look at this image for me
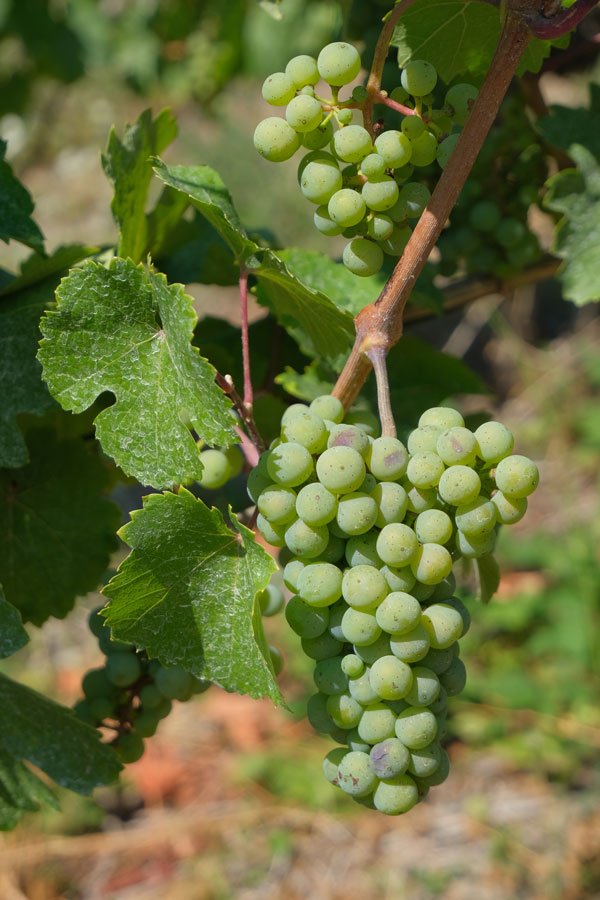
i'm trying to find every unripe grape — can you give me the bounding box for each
[333,125,373,163]
[302,120,334,150]
[281,407,327,453]
[267,442,313,487]
[401,60,438,96]
[436,426,477,466]
[409,130,438,167]
[370,738,410,779]
[437,134,459,170]
[298,562,343,607]
[414,509,453,545]
[317,41,361,86]
[286,95,324,133]
[494,454,539,498]
[262,72,296,106]
[296,482,337,527]
[326,693,363,728]
[105,652,142,688]
[376,523,419,567]
[395,706,438,749]
[406,451,445,489]
[373,774,418,815]
[366,436,408,481]
[367,214,394,241]
[382,224,412,256]
[284,519,330,559]
[369,655,413,700]
[199,449,232,489]
[114,731,145,763]
[257,484,297,525]
[254,117,301,162]
[285,54,320,88]
[371,482,408,527]
[299,154,343,204]
[336,492,378,536]
[361,153,386,179]
[342,564,388,609]
[310,394,344,423]
[419,407,464,430]
[401,116,425,140]
[341,607,381,645]
[374,130,412,169]
[258,583,285,617]
[395,182,431,219]
[389,623,430,664]
[438,465,481,506]
[155,665,195,701]
[328,188,367,227]
[314,205,343,236]
[362,176,399,212]
[285,595,329,638]
[327,424,370,457]
[445,83,478,124]
[343,237,384,276]
[491,491,527,525]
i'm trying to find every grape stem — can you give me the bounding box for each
[368,347,397,438]
[216,372,266,453]
[374,91,416,118]
[239,266,253,409]
[333,5,535,408]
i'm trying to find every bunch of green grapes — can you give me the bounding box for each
[437,96,547,279]
[249,396,539,814]
[198,444,244,490]
[74,609,210,763]
[254,43,477,277]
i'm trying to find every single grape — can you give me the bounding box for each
[302,631,344,661]
[381,565,416,594]
[373,774,418,815]
[405,485,436,514]
[333,125,373,163]
[474,422,514,465]
[342,653,366,678]
[114,731,145,764]
[298,562,343,607]
[414,509,453,545]
[362,176,399,212]
[343,236,384,276]
[286,95,323,133]
[82,667,114,700]
[267,442,313,487]
[254,117,301,162]
[455,528,496,559]
[285,595,329,638]
[317,42,361,87]
[310,394,344,423]
[360,153,386,179]
[381,224,412,256]
[262,72,296,106]
[445,83,478,123]
[389,623,430,664]
[307,692,341,735]
[367,214,394,241]
[258,584,285,617]
[401,115,425,140]
[417,747,450,787]
[300,154,343,204]
[348,667,379,704]
[322,746,347,785]
[407,425,442,454]
[369,738,410,779]
[316,445,366,493]
[314,205,343,236]
[369,655,413,701]
[281,407,328,453]
[406,451,445,489]
[328,188,367,227]
[371,482,408,528]
[411,582,435,603]
[358,703,398,744]
[337,108,354,126]
[401,60,438,97]
[438,465,481,506]
[336,492,378,536]
[420,646,456,675]
[344,531,380,568]
[497,218,527,248]
[342,564,388,609]
[302,119,334,150]
[436,134,459,170]
[327,424,370,457]
[138,683,164,709]
[491,491,527,525]
[199,449,232,489]
[341,607,382,645]
[495,454,539,499]
[439,656,467,696]
[409,130,438,167]
[283,559,304,592]
[285,54,320,88]
[408,741,442,778]
[247,451,272,502]
[411,543,453,586]
[296,482,338,527]
[376,591,421,635]
[436,426,478,466]
[105,652,142,688]
[134,708,163,739]
[337,750,378,796]
[374,130,412,168]
[376,523,419,567]
[313,656,348,695]
[421,603,464,649]
[353,633,392,666]
[455,495,497,538]
[469,200,501,232]
[257,484,297,525]
[284,519,330,559]
[326,692,363,729]
[366,436,408,481]
[419,407,465,430]
[352,84,368,102]
[256,513,286,547]
[395,706,438,749]
[389,85,410,104]
[405,666,441,707]
[395,182,431,219]
[430,572,457,602]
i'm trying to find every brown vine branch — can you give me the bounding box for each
[216,372,266,454]
[239,266,253,409]
[333,7,533,408]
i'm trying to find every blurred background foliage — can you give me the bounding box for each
[1,1,600,897]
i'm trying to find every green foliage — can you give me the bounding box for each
[103,490,283,704]
[0,139,44,252]
[0,746,59,831]
[38,258,235,487]
[539,84,600,161]
[0,588,28,659]
[0,429,120,625]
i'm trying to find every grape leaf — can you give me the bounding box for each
[476,554,501,604]
[102,109,178,263]
[0,282,57,467]
[0,428,120,625]
[0,138,44,252]
[0,587,28,659]
[103,489,283,704]
[539,84,600,161]
[0,673,121,794]
[38,257,235,487]
[391,0,567,85]
[0,747,58,831]
[0,244,97,297]
[156,210,239,287]
[543,146,600,306]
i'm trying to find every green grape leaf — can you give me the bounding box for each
[0,138,44,252]
[0,282,57,467]
[0,244,97,297]
[102,109,178,263]
[156,210,238,287]
[152,159,259,263]
[38,258,235,487]
[391,0,567,85]
[0,588,28,659]
[103,489,283,704]
[476,554,501,604]
[538,84,600,160]
[275,360,335,401]
[140,186,189,260]
[543,146,600,306]
[0,673,121,794]
[0,747,59,831]
[0,428,120,625]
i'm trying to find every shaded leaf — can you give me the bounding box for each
[0,429,120,625]
[0,747,58,831]
[0,138,44,252]
[103,489,282,704]
[539,84,600,161]
[156,210,238,287]
[0,587,28,659]
[0,244,97,297]
[38,258,235,487]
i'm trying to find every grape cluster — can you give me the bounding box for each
[250,397,539,814]
[254,44,477,277]
[75,609,210,763]
[438,97,547,279]
[198,445,244,490]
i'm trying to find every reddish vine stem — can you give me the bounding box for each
[333,8,533,409]
[375,91,416,117]
[368,347,397,438]
[239,266,253,409]
[363,0,419,137]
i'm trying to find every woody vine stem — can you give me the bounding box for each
[331,0,597,414]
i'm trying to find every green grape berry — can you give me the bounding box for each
[286,95,324,133]
[254,117,301,162]
[262,72,296,106]
[328,188,367,227]
[401,60,438,97]
[317,42,361,87]
[285,54,320,88]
